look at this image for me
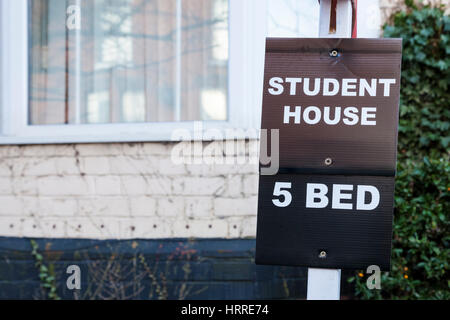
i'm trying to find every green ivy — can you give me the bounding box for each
[385,1,450,158]
[349,1,450,300]
[30,240,60,300]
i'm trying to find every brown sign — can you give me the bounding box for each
[260,38,402,176]
[256,38,402,270]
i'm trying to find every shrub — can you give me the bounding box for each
[349,1,449,299]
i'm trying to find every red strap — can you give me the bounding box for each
[319,0,358,37]
[352,0,358,38]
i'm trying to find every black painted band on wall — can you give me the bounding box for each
[0,237,313,300]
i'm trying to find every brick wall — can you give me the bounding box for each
[0,141,259,239]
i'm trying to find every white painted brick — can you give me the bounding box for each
[79,157,111,175]
[55,157,81,175]
[0,159,13,176]
[10,160,25,177]
[134,157,160,174]
[186,159,257,176]
[247,139,259,157]
[130,196,157,216]
[109,156,157,175]
[108,156,140,175]
[22,197,39,216]
[185,197,213,218]
[241,216,257,238]
[121,176,147,195]
[94,176,122,195]
[22,218,66,238]
[223,139,247,156]
[75,144,123,156]
[202,141,224,158]
[22,145,75,157]
[40,219,66,237]
[171,220,195,238]
[226,217,257,239]
[2,141,267,240]
[158,157,186,175]
[21,218,45,238]
[147,218,173,238]
[173,219,228,238]
[66,217,121,239]
[0,177,12,195]
[121,143,143,156]
[214,197,258,217]
[123,142,170,156]
[12,177,38,195]
[0,196,23,215]
[140,143,170,156]
[172,177,225,196]
[157,198,184,217]
[170,141,205,159]
[236,162,258,174]
[243,174,259,195]
[38,176,95,196]
[121,176,172,196]
[119,218,172,239]
[0,217,23,237]
[78,197,129,217]
[0,146,21,158]
[184,162,211,176]
[224,175,242,198]
[20,158,57,176]
[184,160,218,176]
[38,198,78,216]
[227,218,242,238]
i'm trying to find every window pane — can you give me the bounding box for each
[29,0,229,125]
[180,0,228,121]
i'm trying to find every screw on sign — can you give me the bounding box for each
[255,0,402,300]
[330,49,339,57]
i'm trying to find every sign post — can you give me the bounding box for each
[255,0,402,300]
[308,0,354,301]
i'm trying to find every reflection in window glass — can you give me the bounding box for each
[29,0,229,125]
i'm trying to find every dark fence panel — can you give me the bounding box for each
[0,237,314,300]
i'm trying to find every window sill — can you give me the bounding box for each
[0,121,261,145]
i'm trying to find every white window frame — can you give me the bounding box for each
[0,0,266,144]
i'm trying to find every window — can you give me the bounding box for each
[1,0,323,144]
[30,0,229,125]
[0,0,265,144]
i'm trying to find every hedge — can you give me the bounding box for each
[349,0,449,299]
